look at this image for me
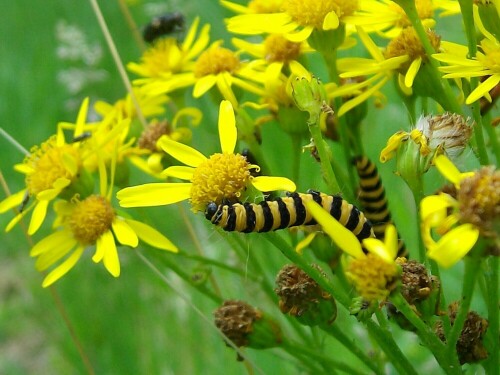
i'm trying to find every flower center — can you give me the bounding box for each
[282,0,358,28]
[385,27,441,69]
[477,39,500,73]
[346,253,399,302]
[25,136,81,195]
[248,0,284,13]
[136,38,181,77]
[190,153,252,211]
[194,45,240,78]
[69,195,115,245]
[458,166,500,237]
[264,34,302,63]
[138,121,169,151]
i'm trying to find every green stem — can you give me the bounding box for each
[154,251,223,304]
[484,118,500,165]
[290,134,303,184]
[365,319,419,375]
[390,293,461,374]
[322,51,357,201]
[457,0,477,56]
[282,340,365,375]
[408,175,426,263]
[470,95,490,165]
[307,116,341,193]
[446,244,483,359]
[320,323,384,375]
[485,256,499,375]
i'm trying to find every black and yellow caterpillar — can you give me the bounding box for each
[353,156,407,257]
[205,190,374,241]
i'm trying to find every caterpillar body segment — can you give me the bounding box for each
[205,190,374,241]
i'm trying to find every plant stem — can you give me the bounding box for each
[282,340,366,375]
[485,256,499,375]
[365,319,419,375]
[320,323,385,375]
[445,246,483,361]
[391,293,461,374]
[307,115,341,193]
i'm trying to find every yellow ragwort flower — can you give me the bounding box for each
[306,200,400,302]
[0,98,95,235]
[117,100,296,212]
[419,155,499,268]
[30,154,177,287]
[226,0,361,42]
[433,6,500,104]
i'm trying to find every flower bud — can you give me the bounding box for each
[275,264,337,326]
[214,300,282,352]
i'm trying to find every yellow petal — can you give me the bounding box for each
[157,137,206,167]
[218,100,237,154]
[42,246,85,288]
[322,11,339,30]
[5,210,28,232]
[62,152,79,176]
[305,200,364,259]
[117,183,192,207]
[404,57,421,88]
[0,189,27,213]
[434,154,462,187]
[295,232,316,255]
[193,74,217,97]
[97,230,120,277]
[75,97,90,135]
[285,26,314,43]
[362,238,394,263]
[112,218,139,247]
[35,237,76,271]
[161,166,195,180]
[427,224,479,268]
[31,229,75,256]
[251,176,296,193]
[420,194,455,225]
[466,75,500,104]
[126,219,179,252]
[28,200,49,235]
[379,131,409,163]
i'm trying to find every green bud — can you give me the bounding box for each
[291,76,328,120]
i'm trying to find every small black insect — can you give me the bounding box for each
[71,131,92,143]
[142,12,185,44]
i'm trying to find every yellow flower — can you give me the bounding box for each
[343,0,437,38]
[231,34,312,81]
[30,149,177,288]
[433,8,500,104]
[338,25,441,100]
[336,27,409,115]
[128,17,210,79]
[221,0,284,15]
[226,0,361,42]
[419,155,499,268]
[138,40,266,108]
[94,86,169,124]
[0,98,94,235]
[306,200,399,302]
[128,107,203,177]
[117,100,296,212]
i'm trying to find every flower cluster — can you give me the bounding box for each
[1,1,499,373]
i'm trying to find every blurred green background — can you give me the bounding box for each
[0,1,488,374]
